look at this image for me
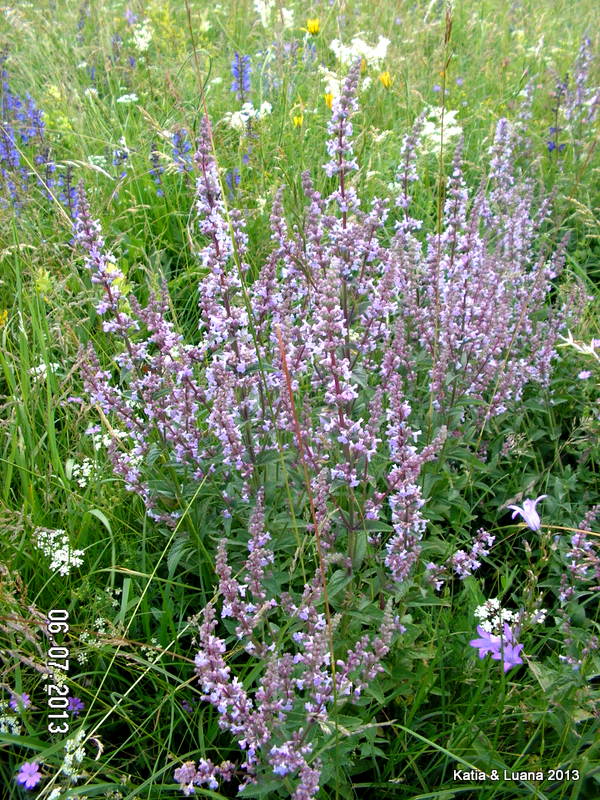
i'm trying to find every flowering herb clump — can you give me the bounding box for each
[72,61,583,798]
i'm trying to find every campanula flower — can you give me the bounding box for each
[507,495,547,531]
[67,696,85,716]
[9,692,31,711]
[469,623,524,672]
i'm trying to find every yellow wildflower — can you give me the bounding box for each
[0,309,8,328]
[360,57,367,73]
[378,71,393,89]
[34,268,53,298]
[306,18,320,35]
[324,93,334,109]
[293,114,304,127]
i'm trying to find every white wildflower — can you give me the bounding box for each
[116,93,138,104]
[330,34,390,69]
[419,107,462,153]
[319,66,342,101]
[223,101,272,131]
[70,457,94,488]
[253,0,274,27]
[131,18,153,52]
[61,729,87,781]
[0,714,22,735]
[280,7,294,28]
[34,528,84,576]
[88,154,108,168]
[95,617,107,634]
[29,361,59,382]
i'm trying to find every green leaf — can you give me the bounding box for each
[86,507,113,535]
[327,569,353,600]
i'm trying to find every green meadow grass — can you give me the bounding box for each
[1,1,599,798]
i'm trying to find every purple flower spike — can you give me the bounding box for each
[469,624,524,672]
[507,495,547,531]
[16,762,42,789]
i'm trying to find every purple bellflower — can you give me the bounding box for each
[469,624,524,672]
[9,692,31,711]
[507,495,547,531]
[67,696,85,716]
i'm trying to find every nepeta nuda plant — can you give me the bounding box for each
[390,116,579,423]
[74,60,580,797]
[563,36,599,127]
[176,491,402,798]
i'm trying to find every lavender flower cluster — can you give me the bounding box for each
[176,491,402,797]
[547,36,600,153]
[392,117,581,420]
[73,62,582,796]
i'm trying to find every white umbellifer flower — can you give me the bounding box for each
[34,528,84,576]
[116,93,138,104]
[70,457,94,488]
[330,34,391,69]
[499,608,515,622]
[419,107,463,153]
[61,730,87,781]
[84,87,98,98]
[474,598,525,634]
[280,7,294,28]
[253,0,274,27]
[223,101,273,131]
[0,714,22,735]
[131,18,153,52]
